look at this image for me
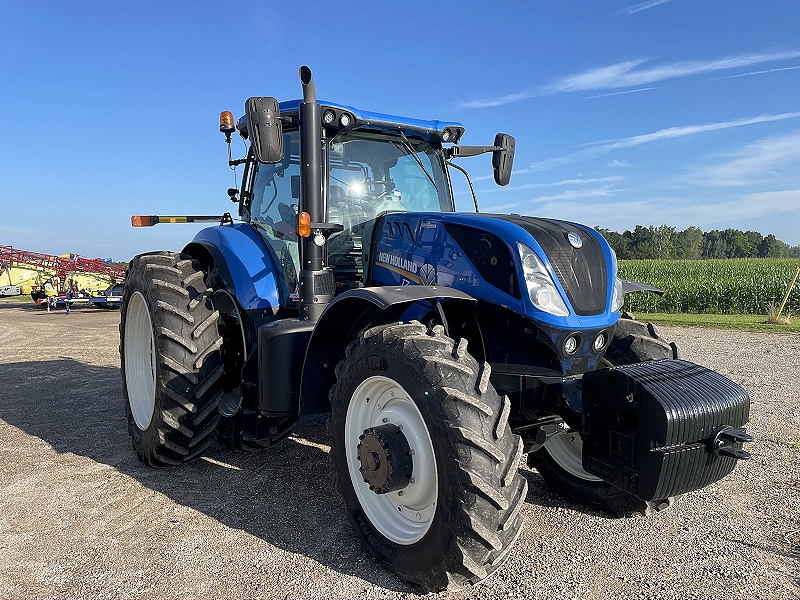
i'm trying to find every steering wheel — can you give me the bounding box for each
[360,180,393,200]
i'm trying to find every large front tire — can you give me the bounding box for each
[329,322,527,592]
[528,315,679,517]
[120,252,223,466]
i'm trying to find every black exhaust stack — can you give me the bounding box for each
[297,66,337,321]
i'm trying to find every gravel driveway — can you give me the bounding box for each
[0,303,798,599]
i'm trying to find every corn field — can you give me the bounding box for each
[619,258,800,314]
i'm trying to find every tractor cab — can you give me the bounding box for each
[237,101,463,303]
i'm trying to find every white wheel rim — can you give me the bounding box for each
[545,431,602,482]
[345,376,438,545]
[125,291,157,431]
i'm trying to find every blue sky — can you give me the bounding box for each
[1,1,799,261]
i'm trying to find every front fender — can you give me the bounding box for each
[299,286,476,414]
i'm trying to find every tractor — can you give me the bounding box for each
[119,66,752,592]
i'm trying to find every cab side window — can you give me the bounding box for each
[249,131,301,303]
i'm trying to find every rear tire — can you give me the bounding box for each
[120,252,223,466]
[329,321,527,592]
[528,314,678,517]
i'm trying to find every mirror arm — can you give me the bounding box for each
[445,145,500,159]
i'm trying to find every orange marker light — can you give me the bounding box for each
[297,212,311,237]
[219,111,235,133]
[131,216,155,227]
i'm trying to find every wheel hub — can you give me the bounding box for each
[357,424,413,494]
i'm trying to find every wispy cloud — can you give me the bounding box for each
[481,202,522,211]
[544,51,800,93]
[608,159,630,168]
[459,50,800,108]
[482,184,624,212]
[523,189,800,237]
[618,0,674,17]
[477,176,624,194]
[715,65,800,80]
[586,87,657,99]
[530,185,624,204]
[690,130,800,186]
[460,91,540,109]
[526,112,800,172]
[598,113,800,149]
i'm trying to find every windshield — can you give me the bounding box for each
[327,131,452,230]
[247,130,453,302]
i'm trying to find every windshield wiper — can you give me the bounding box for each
[393,133,438,192]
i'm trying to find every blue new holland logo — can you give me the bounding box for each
[419,263,437,286]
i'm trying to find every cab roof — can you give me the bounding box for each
[237,100,465,144]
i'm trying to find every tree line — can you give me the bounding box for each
[595,225,800,260]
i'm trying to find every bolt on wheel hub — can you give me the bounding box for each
[357,424,413,494]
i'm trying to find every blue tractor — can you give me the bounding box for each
[120,67,751,592]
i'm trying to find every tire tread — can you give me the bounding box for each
[120,251,223,467]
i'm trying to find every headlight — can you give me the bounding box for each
[608,246,624,312]
[517,242,570,317]
[611,277,624,312]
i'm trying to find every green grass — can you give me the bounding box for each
[634,312,800,332]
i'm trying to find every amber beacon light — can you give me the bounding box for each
[220,111,235,133]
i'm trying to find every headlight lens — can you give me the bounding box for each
[517,242,570,317]
[611,277,624,312]
[609,246,624,313]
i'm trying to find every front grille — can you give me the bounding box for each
[496,216,607,316]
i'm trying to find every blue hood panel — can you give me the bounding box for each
[371,212,619,331]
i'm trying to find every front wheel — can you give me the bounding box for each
[528,315,679,517]
[329,321,527,592]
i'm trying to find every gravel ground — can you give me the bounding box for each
[0,302,798,599]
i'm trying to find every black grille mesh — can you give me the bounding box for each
[497,216,607,316]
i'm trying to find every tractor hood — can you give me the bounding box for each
[491,215,608,317]
[369,212,618,331]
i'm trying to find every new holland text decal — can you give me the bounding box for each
[376,252,438,285]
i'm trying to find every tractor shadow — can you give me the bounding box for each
[0,358,412,593]
[0,357,606,593]
[517,468,612,518]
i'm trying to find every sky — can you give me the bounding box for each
[1,0,799,262]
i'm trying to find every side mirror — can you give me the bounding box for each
[492,133,515,186]
[245,97,283,164]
